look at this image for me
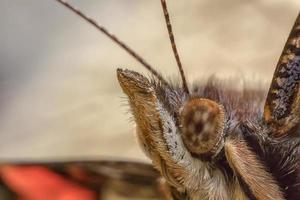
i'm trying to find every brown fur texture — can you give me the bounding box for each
[225,136,285,200]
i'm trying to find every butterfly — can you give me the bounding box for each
[0,0,300,199]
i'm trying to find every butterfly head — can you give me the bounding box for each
[117,68,226,160]
[117,68,232,194]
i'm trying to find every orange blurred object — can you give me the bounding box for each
[0,166,97,200]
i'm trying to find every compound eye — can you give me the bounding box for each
[180,98,225,157]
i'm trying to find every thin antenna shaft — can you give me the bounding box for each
[55,0,169,86]
[160,0,189,94]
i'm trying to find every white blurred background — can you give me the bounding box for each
[0,0,299,161]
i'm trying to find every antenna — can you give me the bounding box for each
[54,0,169,87]
[160,0,189,94]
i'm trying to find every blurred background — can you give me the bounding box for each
[0,0,299,162]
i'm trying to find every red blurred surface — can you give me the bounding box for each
[0,166,97,200]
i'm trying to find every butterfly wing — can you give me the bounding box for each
[264,12,300,137]
[0,160,165,200]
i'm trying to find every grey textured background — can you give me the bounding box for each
[0,0,299,162]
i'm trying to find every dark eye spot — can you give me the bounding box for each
[195,123,204,134]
